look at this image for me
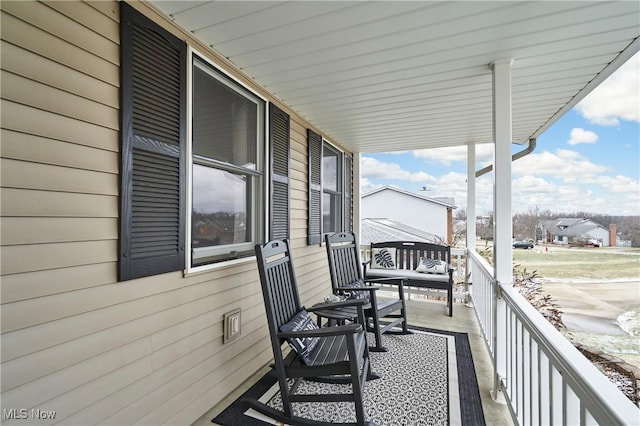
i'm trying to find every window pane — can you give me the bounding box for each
[193,63,258,169]
[322,148,339,192]
[192,164,251,249]
[323,192,342,233]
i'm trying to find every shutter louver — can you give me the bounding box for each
[344,154,353,232]
[307,129,322,245]
[131,149,181,258]
[270,104,290,240]
[119,3,186,281]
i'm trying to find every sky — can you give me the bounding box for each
[361,52,640,216]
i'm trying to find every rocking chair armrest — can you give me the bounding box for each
[277,322,362,339]
[335,285,380,293]
[365,276,408,283]
[308,298,366,311]
[365,276,407,288]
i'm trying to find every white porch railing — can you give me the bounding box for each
[467,248,640,426]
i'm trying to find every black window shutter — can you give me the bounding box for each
[119,3,186,281]
[307,129,322,245]
[344,154,353,232]
[269,104,290,241]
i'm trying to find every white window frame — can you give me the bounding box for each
[321,139,345,237]
[186,48,269,274]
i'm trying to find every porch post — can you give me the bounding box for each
[353,152,361,241]
[465,143,476,306]
[466,142,476,252]
[491,59,513,402]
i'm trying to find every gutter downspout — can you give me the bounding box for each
[475,138,536,177]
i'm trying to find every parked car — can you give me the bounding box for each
[513,240,534,249]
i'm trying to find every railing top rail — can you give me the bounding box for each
[467,248,493,273]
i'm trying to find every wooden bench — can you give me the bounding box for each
[363,241,454,316]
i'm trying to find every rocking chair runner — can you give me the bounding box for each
[325,232,411,352]
[244,239,377,426]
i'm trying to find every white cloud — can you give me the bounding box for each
[513,149,608,179]
[360,149,639,215]
[567,128,598,145]
[360,156,436,184]
[574,52,640,126]
[412,144,494,166]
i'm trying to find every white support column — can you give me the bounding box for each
[466,142,477,307]
[353,152,361,243]
[491,59,513,286]
[466,142,476,252]
[491,59,513,404]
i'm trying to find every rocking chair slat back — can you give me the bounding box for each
[256,241,301,335]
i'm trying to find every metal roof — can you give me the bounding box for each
[151,1,640,153]
[363,185,456,208]
[361,218,442,245]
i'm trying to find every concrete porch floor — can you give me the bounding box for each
[194,297,514,426]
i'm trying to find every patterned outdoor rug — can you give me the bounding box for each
[213,326,485,425]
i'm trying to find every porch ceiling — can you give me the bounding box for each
[150,1,640,153]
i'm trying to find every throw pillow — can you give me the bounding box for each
[370,247,396,269]
[279,310,319,365]
[416,257,447,274]
[342,278,370,301]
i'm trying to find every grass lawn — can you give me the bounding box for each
[511,246,640,280]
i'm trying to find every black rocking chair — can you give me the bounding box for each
[244,239,377,426]
[325,232,411,352]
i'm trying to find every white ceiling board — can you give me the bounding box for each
[150,0,640,152]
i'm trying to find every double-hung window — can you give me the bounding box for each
[190,57,265,267]
[119,3,289,280]
[322,143,343,234]
[307,129,353,245]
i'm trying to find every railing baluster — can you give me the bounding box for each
[466,248,639,426]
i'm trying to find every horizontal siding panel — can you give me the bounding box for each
[1,217,117,246]
[38,357,152,426]
[1,129,119,173]
[290,148,306,166]
[1,271,257,359]
[65,329,268,425]
[1,0,118,64]
[164,350,271,425]
[1,188,117,218]
[149,303,264,371]
[289,168,306,184]
[42,0,119,43]
[149,289,262,351]
[1,100,118,151]
[115,327,270,425]
[1,263,116,303]
[1,71,118,130]
[1,240,116,276]
[0,338,153,415]
[1,158,118,195]
[85,1,119,23]
[2,306,184,391]
[0,11,118,86]
[1,41,118,108]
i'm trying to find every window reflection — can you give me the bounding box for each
[192,165,249,249]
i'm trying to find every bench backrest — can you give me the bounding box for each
[370,241,451,270]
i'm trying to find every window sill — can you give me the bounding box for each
[184,256,256,277]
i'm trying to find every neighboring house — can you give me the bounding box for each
[540,218,613,247]
[361,186,456,245]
